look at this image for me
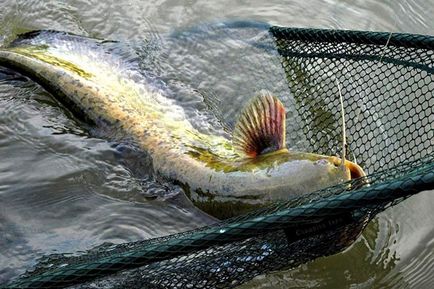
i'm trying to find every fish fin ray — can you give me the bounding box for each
[232,91,286,158]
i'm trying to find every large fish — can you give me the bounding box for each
[0,30,365,218]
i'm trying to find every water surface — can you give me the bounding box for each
[0,0,433,288]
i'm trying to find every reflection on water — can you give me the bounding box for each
[1,0,434,287]
[0,76,216,281]
[240,190,434,289]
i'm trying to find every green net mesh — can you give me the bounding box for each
[3,26,434,289]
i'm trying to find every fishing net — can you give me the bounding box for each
[3,26,434,289]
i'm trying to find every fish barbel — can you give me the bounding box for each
[0,30,365,218]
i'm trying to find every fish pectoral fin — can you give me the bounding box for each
[232,91,286,158]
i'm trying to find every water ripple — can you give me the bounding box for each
[1,0,434,287]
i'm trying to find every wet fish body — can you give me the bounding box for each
[0,30,365,218]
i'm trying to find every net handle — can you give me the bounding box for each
[5,163,434,289]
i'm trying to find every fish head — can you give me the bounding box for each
[250,148,365,181]
[190,148,367,219]
[230,92,366,197]
[183,92,368,219]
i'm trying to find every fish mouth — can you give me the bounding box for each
[330,157,366,180]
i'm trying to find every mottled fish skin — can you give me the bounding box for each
[0,31,363,218]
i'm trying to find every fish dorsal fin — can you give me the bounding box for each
[233,92,286,158]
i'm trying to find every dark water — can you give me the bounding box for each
[1,0,434,288]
